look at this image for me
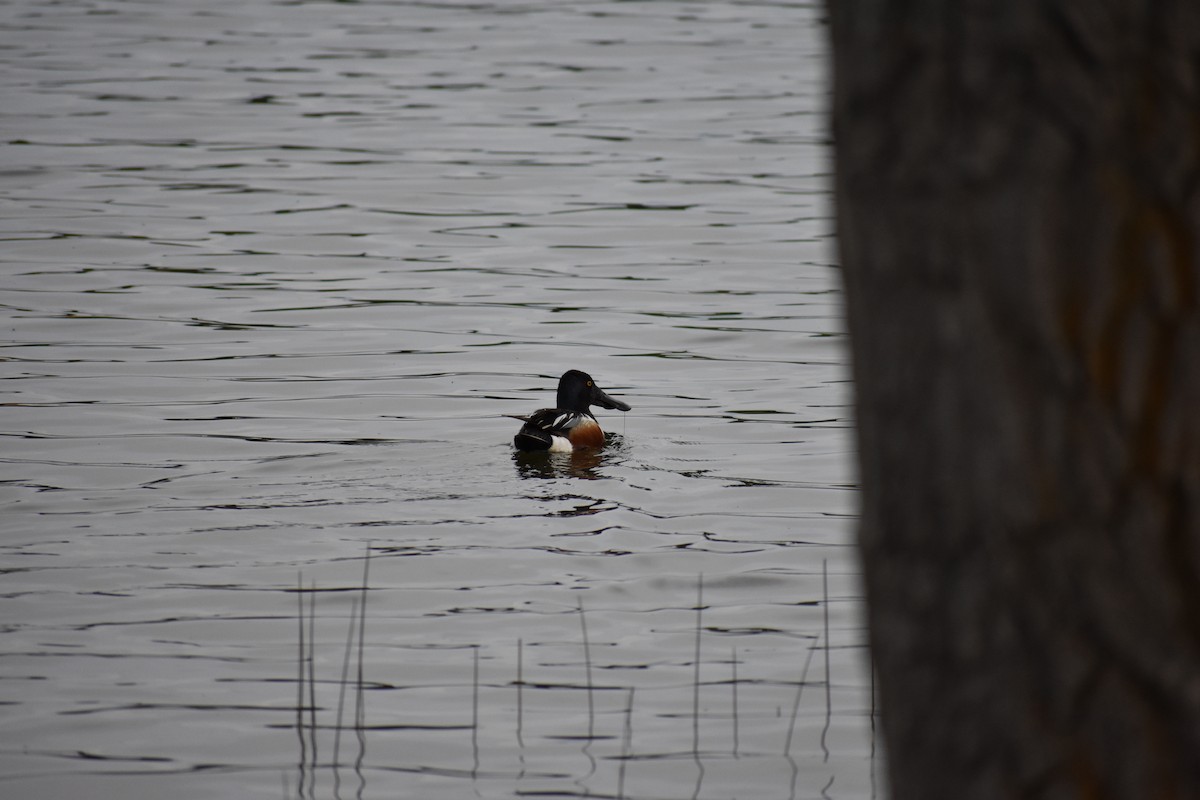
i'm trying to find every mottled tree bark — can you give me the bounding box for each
[830,2,1200,798]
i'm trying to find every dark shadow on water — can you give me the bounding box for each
[511,434,626,480]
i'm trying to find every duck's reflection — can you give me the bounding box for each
[512,435,625,480]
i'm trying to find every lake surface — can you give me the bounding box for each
[0,1,873,798]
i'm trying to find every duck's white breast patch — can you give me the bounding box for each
[548,435,574,453]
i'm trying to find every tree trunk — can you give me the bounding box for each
[830,2,1200,798]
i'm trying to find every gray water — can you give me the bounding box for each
[1,1,872,798]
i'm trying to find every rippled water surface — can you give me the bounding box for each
[1,1,870,798]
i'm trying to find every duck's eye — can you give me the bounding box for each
[586,381,593,386]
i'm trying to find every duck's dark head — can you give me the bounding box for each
[556,370,631,414]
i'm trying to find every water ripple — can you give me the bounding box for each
[0,1,864,798]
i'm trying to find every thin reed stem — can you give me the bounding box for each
[618,687,635,800]
[731,646,739,758]
[472,645,481,774]
[577,596,595,740]
[307,583,318,786]
[354,544,371,771]
[692,573,703,757]
[332,595,359,798]
[784,634,820,756]
[295,574,307,795]
[821,559,831,761]
[516,638,525,749]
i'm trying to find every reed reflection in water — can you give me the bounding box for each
[285,549,872,800]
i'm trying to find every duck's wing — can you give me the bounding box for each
[513,408,584,451]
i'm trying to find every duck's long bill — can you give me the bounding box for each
[592,385,631,412]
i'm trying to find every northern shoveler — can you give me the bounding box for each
[512,370,631,452]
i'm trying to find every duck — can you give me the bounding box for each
[512,370,631,452]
